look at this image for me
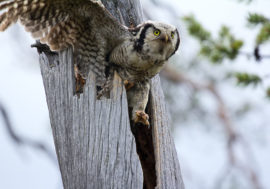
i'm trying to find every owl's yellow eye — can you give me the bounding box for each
[171,32,175,39]
[153,29,161,36]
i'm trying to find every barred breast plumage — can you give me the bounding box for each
[0,0,180,126]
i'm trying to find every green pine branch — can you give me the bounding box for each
[234,72,261,86]
[247,13,270,45]
[248,13,269,26]
[183,15,243,63]
[183,16,211,41]
[256,23,270,45]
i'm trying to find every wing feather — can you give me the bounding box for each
[0,0,128,50]
[0,0,129,83]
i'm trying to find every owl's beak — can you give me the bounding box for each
[165,35,169,42]
[159,34,170,43]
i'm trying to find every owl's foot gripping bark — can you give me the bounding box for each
[127,80,150,127]
[134,111,150,126]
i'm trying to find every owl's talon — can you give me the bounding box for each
[134,111,150,126]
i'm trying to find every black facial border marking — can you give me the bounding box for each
[169,29,180,58]
[133,23,154,52]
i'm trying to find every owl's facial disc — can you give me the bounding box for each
[152,28,171,43]
[133,21,179,60]
[149,28,177,59]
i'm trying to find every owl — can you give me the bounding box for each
[0,0,180,126]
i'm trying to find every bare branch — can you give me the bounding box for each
[0,102,57,165]
[161,66,262,189]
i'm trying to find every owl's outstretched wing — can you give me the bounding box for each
[0,0,129,83]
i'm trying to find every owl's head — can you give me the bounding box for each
[132,21,180,60]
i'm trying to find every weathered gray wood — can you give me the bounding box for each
[38,0,184,188]
[40,49,143,189]
[150,76,185,189]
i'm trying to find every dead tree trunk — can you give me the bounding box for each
[38,0,184,188]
